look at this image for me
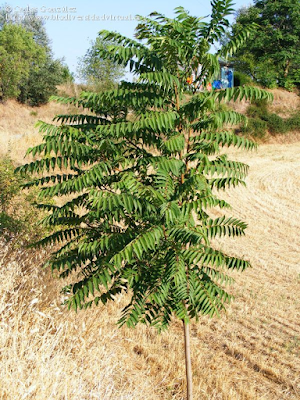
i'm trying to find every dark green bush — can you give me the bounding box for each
[234,71,253,87]
[241,117,268,138]
[263,113,287,134]
[288,114,300,130]
[18,58,66,106]
[241,100,300,137]
[247,101,268,119]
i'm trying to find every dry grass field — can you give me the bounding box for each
[0,84,79,164]
[229,88,300,118]
[0,95,299,399]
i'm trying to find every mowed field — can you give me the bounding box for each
[0,139,299,400]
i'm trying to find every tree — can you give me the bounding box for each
[20,9,51,49]
[18,57,72,106]
[229,0,300,89]
[17,1,271,398]
[77,37,125,91]
[16,7,73,104]
[0,23,45,101]
[0,4,50,48]
[0,4,72,105]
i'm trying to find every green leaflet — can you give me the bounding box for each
[162,133,185,154]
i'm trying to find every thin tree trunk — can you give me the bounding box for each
[284,60,290,78]
[183,319,193,400]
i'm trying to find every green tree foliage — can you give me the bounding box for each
[20,12,50,48]
[16,8,74,104]
[18,57,73,106]
[0,4,73,105]
[77,37,125,91]
[0,23,45,101]
[18,1,271,397]
[229,0,300,89]
[0,4,50,48]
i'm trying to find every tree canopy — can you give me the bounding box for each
[0,23,45,101]
[77,37,125,91]
[229,0,300,88]
[0,4,73,105]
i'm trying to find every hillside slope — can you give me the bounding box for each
[229,88,300,117]
[0,98,76,164]
[0,88,299,164]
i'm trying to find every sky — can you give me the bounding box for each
[3,0,253,78]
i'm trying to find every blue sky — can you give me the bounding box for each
[4,0,253,76]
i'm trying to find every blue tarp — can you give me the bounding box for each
[213,67,234,89]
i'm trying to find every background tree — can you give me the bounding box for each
[77,37,125,91]
[0,4,73,105]
[229,0,300,89]
[0,4,50,48]
[17,1,271,398]
[0,23,45,101]
[18,57,73,106]
[16,7,74,105]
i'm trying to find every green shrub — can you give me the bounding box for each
[234,71,252,87]
[241,100,300,137]
[0,157,22,213]
[288,114,300,130]
[241,117,268,139]
[18,58,66,106]
[251,99,269,110]
[0,157,48,243]
[246,105,262,119]
[263,113,287,134]
[283,80,296,92]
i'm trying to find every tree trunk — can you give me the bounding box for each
[183,319,193,400]
[284,60,290,77]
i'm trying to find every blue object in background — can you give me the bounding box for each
[220,66,234,88]
[212,80,222,89]
[227,69,233,88]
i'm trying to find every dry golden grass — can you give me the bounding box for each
[229,88,300,117]
[0,98,78,164]
[1,140,299,399]
[267,89,300,117]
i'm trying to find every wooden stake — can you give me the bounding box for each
[183,319,193,399]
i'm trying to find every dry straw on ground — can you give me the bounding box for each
[0,86,79,164]
[229,88,300,117]
[0,94,299,399]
